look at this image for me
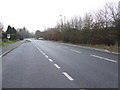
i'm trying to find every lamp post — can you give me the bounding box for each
[59,15,66,32]
[59,15,66,25]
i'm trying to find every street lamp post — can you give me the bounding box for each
[59,15,66,32]
[59,15,66,25]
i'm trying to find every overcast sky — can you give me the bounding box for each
[0,0,119,32]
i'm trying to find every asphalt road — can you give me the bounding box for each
[2,39,118,88]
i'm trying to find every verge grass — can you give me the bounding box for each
[1,40,20,46]
[47,40,119,53]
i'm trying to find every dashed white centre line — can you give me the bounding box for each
[43,53,45,55]
[48,59,53,62]
[54,64,61,69]
[45,55,48,58]
[38,48,41,51]
[90,54,117,63]
[34,44,42,52]
[63,72,74,81]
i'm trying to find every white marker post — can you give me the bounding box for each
[7,34,10,41]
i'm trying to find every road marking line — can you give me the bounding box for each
[43,53,45,55]
[70,49,81,53]
[48,59,53,62]
[74,50,81,53]
[38,48,41,51]
[45,55,48,58]
[34,44,52,60]
[34,44,42,52]
[1,43,24,58]
[0,55,2,58]
[63,72,74,81]
[64,47,68,49]
[54,64,61,69]
[90,54,117,63]
[59,42,120,55]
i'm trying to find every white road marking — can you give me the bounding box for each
[104,50,110,52]
[48,59,53,62]
[90,54,117,63]
[34,44,42,52]
[34,44,48,58]
[43,53,45,55]
[34,44,54,64]
[60,42,120,55]
[0,55,2,58]
[34,45,38,49]
[45,55,48,58]
[54,64,61,69]
[38,48,41,51]
[70,49,81,53]
[63,72,74,81]
[64,47,68,49]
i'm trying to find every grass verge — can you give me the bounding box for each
[25,40,31,42]
[76,44,119,53]
[1,40,20,46]
[47,40,119,53]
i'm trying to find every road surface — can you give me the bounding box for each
[2,39,118,88]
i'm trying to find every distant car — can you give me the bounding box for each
[38,38,43,40]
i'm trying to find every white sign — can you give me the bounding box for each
[7,34,10,39]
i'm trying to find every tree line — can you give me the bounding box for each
[42,3,120,46]
[1,25,33,41]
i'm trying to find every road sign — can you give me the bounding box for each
[7,34,10,39]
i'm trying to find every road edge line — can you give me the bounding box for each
[0,41,25,58]
[63,43,120,55]
[47,40,120,55]
[0,46,18,58]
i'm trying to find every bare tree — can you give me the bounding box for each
[83,13,93,29]
[0,22,3,39]
[0,22,3,30]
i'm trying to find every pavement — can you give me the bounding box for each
[2,39,118,88]
[1,40,25,55]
